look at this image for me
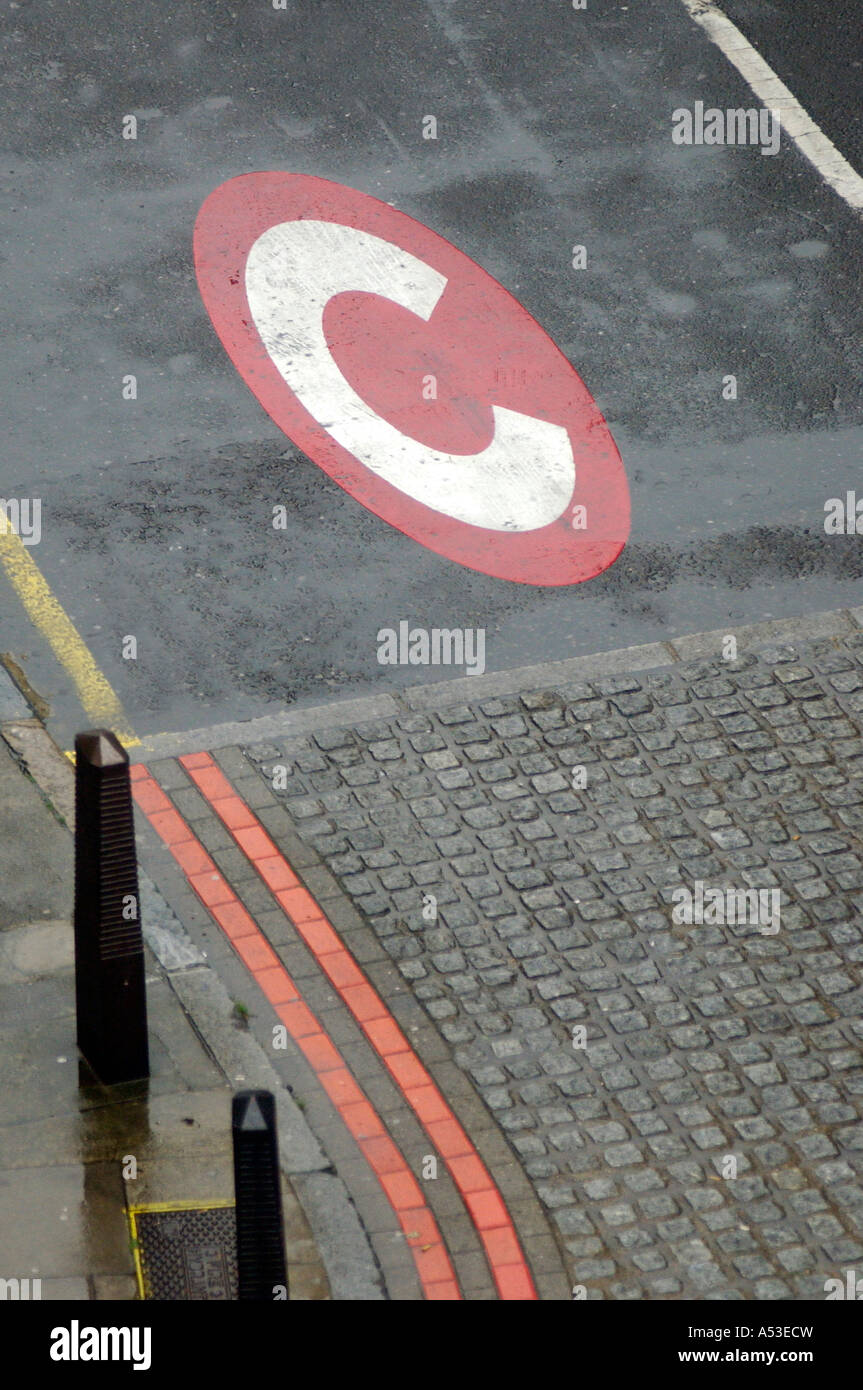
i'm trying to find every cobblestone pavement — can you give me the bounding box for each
[238,633,863,1299]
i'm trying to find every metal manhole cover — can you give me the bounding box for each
[131,1204,237,1300]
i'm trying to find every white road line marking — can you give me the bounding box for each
[245,220,575,532]
[679,0,863,213]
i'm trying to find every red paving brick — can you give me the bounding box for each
[275,886,323,924]
[379,1169,426,1212]
[276,1000,320,1039]
[423,1118,475,1160]
[294,917,343,956]
[213,796,258,831]
[358,1135,405,1173]
[362,1017,411,1057]
[234,934,281,973]
[256,856,301,892]
[447,1154,493,1194]
[177,752,210,771]
[339,983,390,1022]
[412,1242,458,1285]
[147,808,193,846]
[254,966,301,1006]
[233,825,277,860]
[188,871,235,909]
[494,1265,537,1301]
[139,759,539,1300]
[481,1225,524,1267]
[299,1032,344,1074]
[402,1085,451,1125]
[133,766,462,1300]
[171,838,217,878]
[178,760,235,801]
[130,779,172,815]
[426,1281,461,1300]
[191,754,539,1299]
[317,1067,367,1110]
[384,1051,434,1092]
[464,1189,510,1232]
[399,1209,439,1246]
[211,900,258,941]
[319,951,366,991]
[339,1101,385,1142]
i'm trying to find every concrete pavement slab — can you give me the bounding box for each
[0,734,335,1300]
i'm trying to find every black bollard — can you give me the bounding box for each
[73,729,149,1085]
[232,1090,288,1301]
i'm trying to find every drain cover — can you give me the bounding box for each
[131,1204,237,1300]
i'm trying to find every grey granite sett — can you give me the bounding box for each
[239,625,863,1301]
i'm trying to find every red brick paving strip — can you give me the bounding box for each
[178,751,538,1301]
[130,763,460,1300]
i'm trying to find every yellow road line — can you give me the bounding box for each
[0,520,140,748]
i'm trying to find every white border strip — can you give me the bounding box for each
[679,0,863,212]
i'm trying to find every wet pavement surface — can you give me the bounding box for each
[2,0,862,1308]
[1,0,862,747]
[0,733,330,1300]
[227,628,863,1298]
[721,0,863,175]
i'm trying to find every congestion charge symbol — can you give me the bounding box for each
[194,172,630,585]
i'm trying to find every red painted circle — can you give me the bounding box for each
[193,172,629,586]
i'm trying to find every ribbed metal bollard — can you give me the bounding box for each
[232,1090,288,1301]
[74,729,149,1085]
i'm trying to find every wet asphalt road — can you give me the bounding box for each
[1,0,862,747]
[721,0,863,175]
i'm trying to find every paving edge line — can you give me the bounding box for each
[0,719,384,1302]
[6,602,861,1295]
[177,751,538,1300]
[679,0,863,214]
[132,763,462,1300]
[135,607,863,758]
